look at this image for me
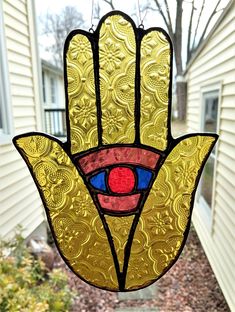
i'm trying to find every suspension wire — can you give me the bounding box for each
[89,0,95,32]
[136,0,145,28]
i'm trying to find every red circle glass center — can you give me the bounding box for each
[108,167,135,194]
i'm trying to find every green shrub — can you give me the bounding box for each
[0,229,74,312]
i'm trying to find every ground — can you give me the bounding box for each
[55,227,230,312]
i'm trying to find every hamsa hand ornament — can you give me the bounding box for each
[13,11,218,291]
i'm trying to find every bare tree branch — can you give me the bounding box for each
[42,6,84,67]
[163,0,173,35]
[197,0,222,48]
[187,0,195,62]
[191,0,205,50]
[103,0,115,10]
[153,0,173,38]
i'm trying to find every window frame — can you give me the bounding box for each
[198,83,221,227]
[0,3,13,145]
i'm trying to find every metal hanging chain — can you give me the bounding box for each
[89,0,95,32]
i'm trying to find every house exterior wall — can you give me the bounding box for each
[0,0,45,239]
[185,3,235,310]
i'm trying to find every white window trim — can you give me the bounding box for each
[0,2,13,145]
[197,82,221,231]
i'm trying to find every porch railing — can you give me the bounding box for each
[44,108,66,137]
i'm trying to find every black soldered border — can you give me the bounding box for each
[12,10,218,292]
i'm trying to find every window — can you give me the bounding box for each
[42,71,46,103]
[200,90,219,208]
[0,3,12,142]
[50,77,56,104]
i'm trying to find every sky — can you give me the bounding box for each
[35,0,230,67]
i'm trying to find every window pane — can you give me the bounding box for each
[42,71,46,103]
[204,97,218,132]
[201,156,215,208]
[50,77,56,103]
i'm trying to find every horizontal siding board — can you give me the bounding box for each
[7,51,32,68]
[188,69,235,90]
[5,25,30,47]
[4,0,27,15]
[216,174,234,197]
[3,2,28,26]
[1,182,39,214]
[0,168,30,192]
[0,144,15,155]
[212,232,234,293]
[8,60,32,77]
[0,149,20,167]
[215,181,235,213]
[11,95,34,106]
[220,107,235,121]
[21,213,45,238]
[193,15,235,61]
[15,125,37,133]
[0,158,26,178]
[217,151,235,172]
[190,31,235,72]
[220,119,235,134]
[219,132,235,148]
[189,54,235,82]
[0,196,42,228]
[4,0,27,16]
[212,230,234,283]
[13,106,35,117]
[14,116,36,129]
[217,163,235,186]
[1,200,43,238]
[220,94,235,108]
[11,85,34,97]
[3,13,28,36]
[214,199,235,238]
[1,200,43,230]
[222,82,235,96]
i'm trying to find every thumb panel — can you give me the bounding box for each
[125,134,218,289]
[13,133,118,290]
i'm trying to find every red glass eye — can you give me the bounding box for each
[76,146,161,215]
[108,167,135,194]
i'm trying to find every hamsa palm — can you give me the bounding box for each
[13,11,217,291]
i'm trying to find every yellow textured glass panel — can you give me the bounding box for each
[13,11,218,292]
[140,31,171,151]
[99,15,136,144]
[105,215,135,272]
[125,135,216,289]
[14,135,118,290]
[66,34,98,154]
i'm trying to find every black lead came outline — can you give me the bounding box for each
[12,10,218,292]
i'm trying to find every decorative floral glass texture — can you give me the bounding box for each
[13,11,218,291]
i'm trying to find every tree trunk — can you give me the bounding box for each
[176,79,187,121]
[174,0,186,121]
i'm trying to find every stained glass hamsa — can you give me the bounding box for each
[13,11,218,291]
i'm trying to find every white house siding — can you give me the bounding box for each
[185,3,235,310]
[0,0,45,239]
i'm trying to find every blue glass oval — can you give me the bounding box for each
[89,171,107,191]
[136,167,153,190]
